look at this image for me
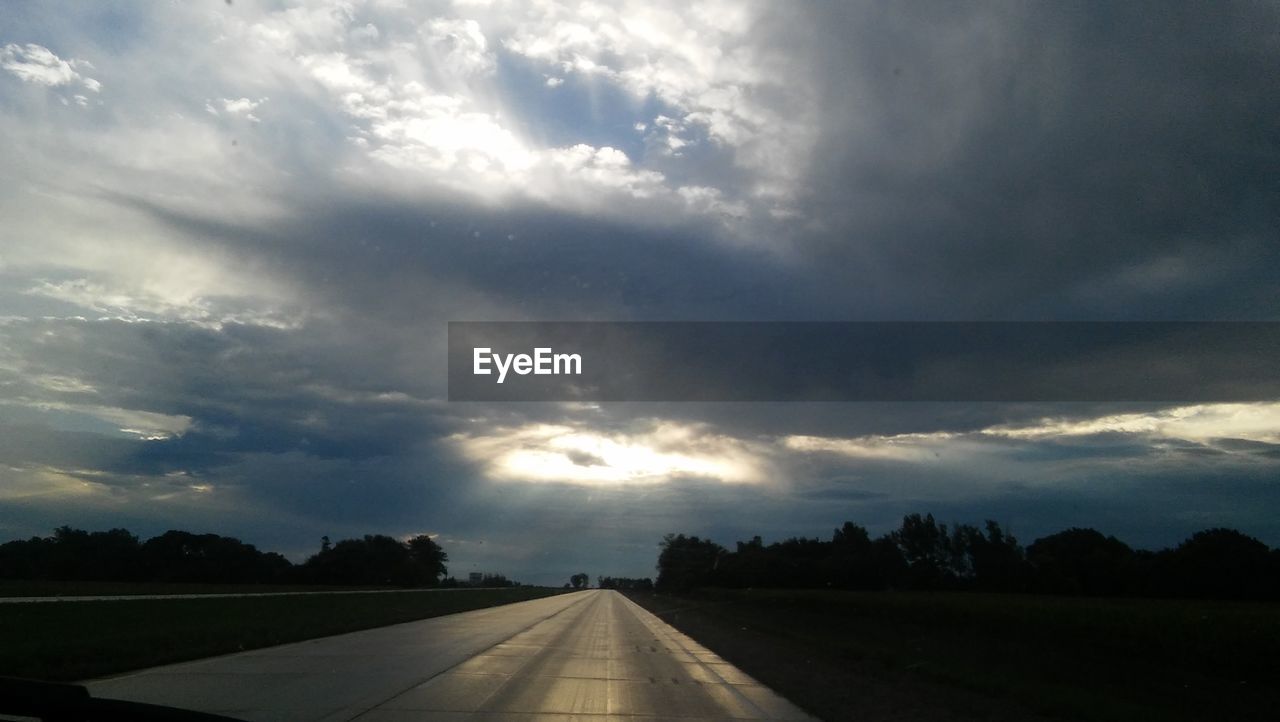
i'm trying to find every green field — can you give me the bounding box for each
[0,579,402,597]
[0,587,568,682]
[627,589,1280,722]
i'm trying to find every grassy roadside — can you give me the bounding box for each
[0,586,569,682]
[625,588,1280,722]
[0,579,403,597]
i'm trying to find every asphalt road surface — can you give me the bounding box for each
[87,589,815,721]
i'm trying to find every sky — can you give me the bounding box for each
[1,0,1278,586]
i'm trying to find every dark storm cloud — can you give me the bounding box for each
[776,1,1280,319]
[0,316,472,539]
[1211,438,1280,458]
[117,190,807,324]
[0,317,456,453]
[0,423,140,471]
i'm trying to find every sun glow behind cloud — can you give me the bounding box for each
[449,421,766,486]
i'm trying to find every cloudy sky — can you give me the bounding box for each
[1,0,1278,585]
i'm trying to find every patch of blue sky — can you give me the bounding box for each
[6,1,150,57]
[492,49,672,163]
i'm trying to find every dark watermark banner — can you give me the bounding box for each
[447,322,1280,402]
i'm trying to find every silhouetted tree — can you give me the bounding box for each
[570,572,589,589]
[1158,528,1278,600]
[892,513,956,589]
[717,535,769,588]
[827,522,886,589]
[656,534,725,591]
[0,527,291,584]
[954,521,1031,591]
[1027,528,1134,596]
[407,535,449,585]
[872,535,910,588]
[143,530,290,583]
[301,534,448,586]
[50,527,144,581]
[0,536,47,579]
[597,576,654,591]
[771,536,831,588]
[648,519,1280,600]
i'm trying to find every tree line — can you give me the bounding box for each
[655,514,1280,601]
[597,576,654,591]
[0,527,452,587]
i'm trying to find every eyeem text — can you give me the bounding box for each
[473,347,582,384]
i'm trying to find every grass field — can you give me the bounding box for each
[626,589,1280,722]
[0,579,403,597]
[0,586,568,682]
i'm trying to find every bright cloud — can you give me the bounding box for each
[500,0,813,207]
[206,97,268,122]
[22,277,302,330]
[784,431,963,462]
[294,39,669,204]
[0,43,100,92]
[449,420,767,486]
[786,403,1280,464]
[3,2,817,238]
[191,0,812,221]
[422,17,495,77]
[982,403,1280,444]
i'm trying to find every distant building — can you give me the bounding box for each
[469,571,484,586]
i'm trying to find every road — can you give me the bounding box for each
[87,589,815,721]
